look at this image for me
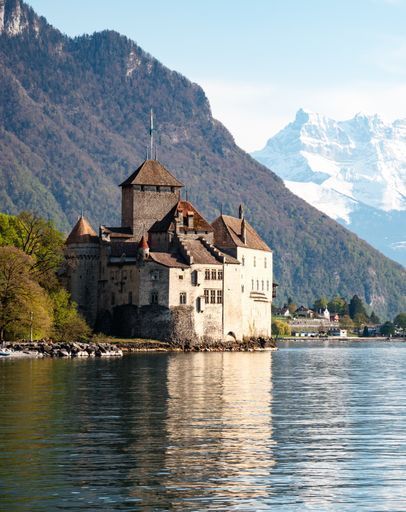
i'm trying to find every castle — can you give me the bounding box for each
[64,158,275,343]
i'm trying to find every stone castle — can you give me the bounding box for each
[64,159,275,343]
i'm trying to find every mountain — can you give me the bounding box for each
[252,109,406,266]
[0,0,405,319]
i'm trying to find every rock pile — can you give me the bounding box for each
[2,341,123,358]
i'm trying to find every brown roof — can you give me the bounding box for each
[212,215,271,252]
[182,239,222,265]
[120,159,183,188]
[66,216,98,245]
[150,200,213,234]
[101,226,133,239]
[149,252,189,268]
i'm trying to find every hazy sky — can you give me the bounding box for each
[28,0,406,151]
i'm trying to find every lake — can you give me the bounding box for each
[1,340,406,511]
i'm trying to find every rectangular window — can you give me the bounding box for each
[217,269,223,280]
[128,291,133,304]
[205,269,211,280]
[264,258,267,269]
[262,280,264,291]
[179,275,184,280]
[216,290,223,304]
[211,269,217,280]
[254,256,256,267]
[191,270,197,286]
[179,292,187,305]
[252,279,254,290]
[210,290,216,304]
[150,291,158,305]
[242,284,245,293]
[204,289,210,304]
[267,280,269,292]
[242,256,245,266]
[257,280,259,290]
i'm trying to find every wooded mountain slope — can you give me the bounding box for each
[0,0,405,318]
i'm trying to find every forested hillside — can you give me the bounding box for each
[0,0,405,317]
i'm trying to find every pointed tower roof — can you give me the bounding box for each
[139,235,149,249]
[120,160,183,188]
[66,216,98,245]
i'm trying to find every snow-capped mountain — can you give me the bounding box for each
[252,109,406,266]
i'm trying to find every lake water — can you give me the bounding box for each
[1,340,406,511]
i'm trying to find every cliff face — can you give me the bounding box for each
[0,0,405,317]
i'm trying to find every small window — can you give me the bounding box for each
[204,289,210,304]
[211,269,217,280]
[264,258,267,269]
[242,255,245,266]
[205,269,211,280]
[254,256,256,267]
[217,269,223,280]
[252,279,254,290]
[179,292,187,305]
[256,280,259,290]
[150,291,158,305]
[128,291,133,304]
[191,270,197,286]
[216,290,223,304]
[111,293,115,306]
[262,280,264,291]
[210,290,216,304]
[267,281,269,292]
[179,275,184,280]
[242,284,245,293]
[151,270,160,281]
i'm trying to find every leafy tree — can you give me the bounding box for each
[394,313,406,335]
[381,321,395,336]
[328,296,348,316]
[288,303,297,314]
[0,247,52,340]
[272,319,291,336]
[51,289,91,342]
[349,295,368,322]
[314,297,328,311]
[340,315,355,330]
[369,311,380,324]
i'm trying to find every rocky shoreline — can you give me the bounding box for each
[1,341,123,358]
[1,337,276,358]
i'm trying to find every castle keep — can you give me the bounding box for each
[64,159,274,342]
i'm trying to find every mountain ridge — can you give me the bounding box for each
[0,0,405,318]
[252,109,406,266]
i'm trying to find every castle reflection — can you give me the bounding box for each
[159,352,275,508]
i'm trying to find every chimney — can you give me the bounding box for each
[239,204,244,219]
[241,217,247,244]
[187,211,194,229]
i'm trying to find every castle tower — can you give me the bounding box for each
[64,215,100,326]
[120,159,183,241]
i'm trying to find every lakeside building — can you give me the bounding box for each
[64,159,274,342]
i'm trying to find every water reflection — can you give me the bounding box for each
[162,353,274,508]
[2,343,406,510]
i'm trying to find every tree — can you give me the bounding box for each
[328,296,348,316]
[349,295,368,322]
[13,212,64,291]
[340,315,354,331]
[0,247,52,340]
[272,319,291,336]
[369,311,380,324]
[51,289,91,341]
[288,302,297,314]
[381,321,395,336]
[394,313,406,335]
[314,297,328,312]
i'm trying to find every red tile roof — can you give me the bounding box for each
[66,216,98,245]
[149,252,189,268]
[212,215,271,252]
[149,200,213,234]
[120,159,183,188]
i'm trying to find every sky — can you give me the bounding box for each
[28,0,406,151]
